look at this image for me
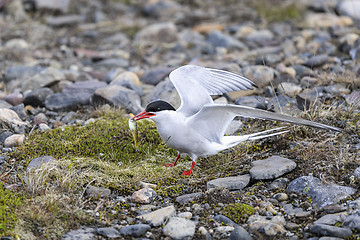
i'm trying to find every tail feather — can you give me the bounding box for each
[221,127,289,150]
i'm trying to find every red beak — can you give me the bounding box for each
[133,111,156,121]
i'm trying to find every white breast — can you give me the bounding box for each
[151,111,220,157]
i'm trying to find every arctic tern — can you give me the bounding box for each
[133,65,342,175]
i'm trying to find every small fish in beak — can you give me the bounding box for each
[128,113,139,149]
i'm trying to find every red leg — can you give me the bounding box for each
[181,161,196,176]
[164,154,180,167]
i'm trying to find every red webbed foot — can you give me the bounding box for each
[181,161,196,176]
[164,154,180,167]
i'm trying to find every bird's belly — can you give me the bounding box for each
[157,126,219,157]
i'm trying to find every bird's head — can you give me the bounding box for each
[132,100,176,121]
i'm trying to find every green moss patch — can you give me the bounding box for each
[14,112,176,165]
[252,0,304,22]
[221,203,255,224]
[0,183,23,236]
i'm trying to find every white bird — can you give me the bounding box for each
[133,65,342,175]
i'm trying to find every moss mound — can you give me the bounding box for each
[14,113,175,164]
[0,183,23,235]
[221,203,255,224]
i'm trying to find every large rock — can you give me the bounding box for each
[0,108,28,133]
[4,65,44,83]
[146,79,181,109]
[250,156,296,180]
[207,174,250,190]
[92,85,142,114]
[141,67,173,85]
[45,92,91,111]
[230,225,253,240]
[287,176,356,207]
[309,224,352,238]
[110,71,143,96]
[22,67,65,91]
[337,0,360,20]
[62,81,107,96]
[96,227,121,238]
[23,88,54,107]
[119,224,151,238]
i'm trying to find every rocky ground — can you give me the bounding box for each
[0,0,360,239]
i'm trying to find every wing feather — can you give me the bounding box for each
[187,104,342,144]
[169,65,256,117]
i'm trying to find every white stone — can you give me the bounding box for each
[215,226,235,233]
[139,205,176,226]
[163,217,196,240]
[177,212,192,219]
[38,123,50,131]
[0,108,28,133]
[337,0,360,20]
[4,134,25,147]
[278,82,302,97]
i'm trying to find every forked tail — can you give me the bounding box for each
[220,127,289,150]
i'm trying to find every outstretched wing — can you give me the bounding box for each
[169,65,257,117]
[187,104,342,143]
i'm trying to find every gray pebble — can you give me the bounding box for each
[207,174,250,190]
[208,30,246,50]
[250,156,296,180]
[27,156,56,171]
[309,224,352,238]
[139,205,176,226]
[175,192,203,205]
[119,224,150,237]
[0,131,13,143]
[62,226,96,240]
[92,85,142,114]
[131,187,156,204]
[268,178,289,190]
[96,227,120,238]
[287,176,356,208]
[214,214,237,227]
[343,215,360,231]
[141,67,174,85]
[85,185,111,199]
[229,225,252,240]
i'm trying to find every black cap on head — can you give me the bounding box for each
[145,100,176,112]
